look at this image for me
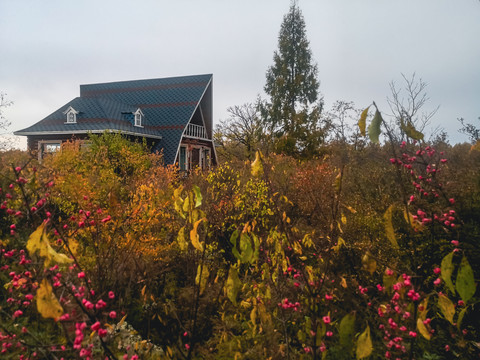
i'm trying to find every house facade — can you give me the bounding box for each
[14,74,217,170]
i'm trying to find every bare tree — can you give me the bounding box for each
[458,116,480,143]
[0,92,14,150]
[215,103,264,160]
[387,73,439,142]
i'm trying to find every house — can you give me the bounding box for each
[14,74,217,170]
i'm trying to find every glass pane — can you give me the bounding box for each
[45,143,61,153]
[179,147,186,170]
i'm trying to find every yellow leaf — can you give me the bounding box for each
[400,117,424,141]
[362,251,377,275]
[27,223,73,268]
[177,226,188,251]
[438,293,455,324]
[250,307,257,333]
[356,324,373,359]
[418,297,429,320]
[190,219,205,251]
[344,205,357,214]
[334,172,342,191]
[333,237,345,253]
[358,106,370,137]
[404,209,423,231]
[417,318,431,340]
[470,140,480,153]
[195,264,209,295]
[36,278,63,320]
[251,151,264,177]
[384,205,399,249]
[183,194,191,212]
[174,185,184,199]
[26,222,46,255]
[118,314,128,327]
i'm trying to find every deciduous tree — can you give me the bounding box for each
[0,92,13,150]
[215,103,263,160]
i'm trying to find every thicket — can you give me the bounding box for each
[1,131,479,360]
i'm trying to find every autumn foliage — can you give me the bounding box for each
[1,132,479,359]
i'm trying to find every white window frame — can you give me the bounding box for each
[134,109,144,127]
[63,106,79,124]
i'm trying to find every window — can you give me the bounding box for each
[134,109,144,127]
[45,143,61,152]
[63,106,78,124]
[38,141,61,161]
[179,146,186,171]
[203,149,210,169]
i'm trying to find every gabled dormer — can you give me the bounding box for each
[134,108,144,127]
[63,106,79,124]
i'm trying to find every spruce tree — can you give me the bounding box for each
[262,1,323,157]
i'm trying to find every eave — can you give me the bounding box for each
[13,129,163,140]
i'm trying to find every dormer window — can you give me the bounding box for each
[63,106,79,124]
[134,109,144,127]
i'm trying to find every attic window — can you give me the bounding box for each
[63,106,79,124]
[134,109,144,127]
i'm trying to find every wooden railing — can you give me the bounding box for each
[184,123,208,139]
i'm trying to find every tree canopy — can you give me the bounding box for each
[261,1,323,157]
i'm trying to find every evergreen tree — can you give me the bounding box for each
[261,1,323,157]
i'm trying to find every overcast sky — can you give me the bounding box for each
[1,0,479,148]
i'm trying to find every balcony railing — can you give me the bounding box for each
[184,123,208,140]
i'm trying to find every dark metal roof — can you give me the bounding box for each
[15,74,213,164]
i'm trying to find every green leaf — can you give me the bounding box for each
[316,321,326,346]
[252,233,260,263]
[441,251,455,294]
[339,312,356,352]
[239,233,254,263]
[456,256,476,303]
[457,307,467,330]
[192,185,203,208]
[225,266,241,305]
[358,106,370,137]
[230,230,241,259]
[356,324,373,359]
[368,109,382,144]
[195,264,209,295]
[297,329,306,343]
[438,293,455,324]
[383,272,396,293]
[383,205,399,249]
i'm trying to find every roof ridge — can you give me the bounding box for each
[80,73,212,88]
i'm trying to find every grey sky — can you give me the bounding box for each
[1,0,479,148]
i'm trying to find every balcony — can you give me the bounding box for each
[184,123,208,140]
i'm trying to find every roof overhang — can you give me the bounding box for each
[13,129,162,140]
